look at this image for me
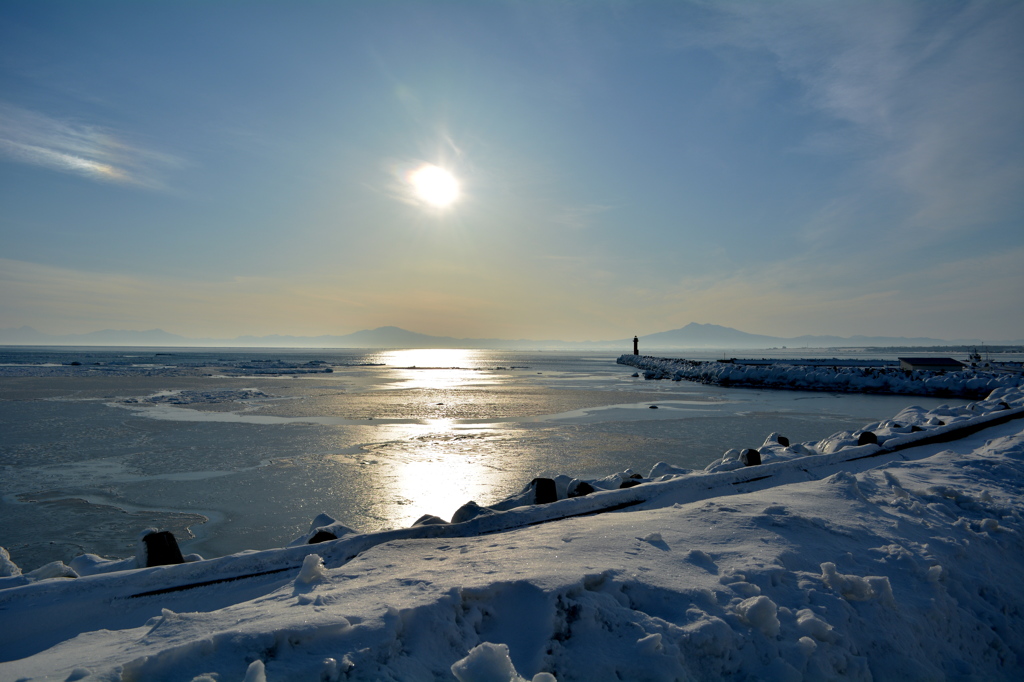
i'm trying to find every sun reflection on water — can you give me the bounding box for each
[378,348,499,391]
[317,350,525,528]
[380,348,481,368]
[366,418,519,527]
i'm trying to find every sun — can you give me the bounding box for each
[409,164,460,208]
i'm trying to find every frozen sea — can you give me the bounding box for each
[0,346,985,571]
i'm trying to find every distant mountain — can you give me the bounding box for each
[0,326,191,346]
[637,323,1018,350]
[635,323,974,350]
[640,323,780,348]
[0,325,578,349]
[0,326,46,344]
[0,323,1018,350]
[785,333,959,347]
[77,329,192,345]
[230,327,566,350]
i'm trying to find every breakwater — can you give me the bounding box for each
[618,354,1024,398]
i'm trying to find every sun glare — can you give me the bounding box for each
[409,164,460,208]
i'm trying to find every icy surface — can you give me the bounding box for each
[1,387,1023,680]
[6,348,968,572]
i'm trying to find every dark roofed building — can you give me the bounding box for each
[898,357,964,372]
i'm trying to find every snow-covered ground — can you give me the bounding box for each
[620,354,1024,399]
[2,388,1023,681]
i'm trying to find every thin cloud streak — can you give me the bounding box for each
[550,203,615,230]
[0,103,182,189]
[685,1,1024,236]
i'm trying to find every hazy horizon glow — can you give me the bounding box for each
[1,1,1022,342]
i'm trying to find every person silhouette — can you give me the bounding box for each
[633,336,639,355]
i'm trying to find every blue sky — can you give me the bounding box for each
[1,0,1022,342]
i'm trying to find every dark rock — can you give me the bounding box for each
[568,480,595,498]
[740,448,761,466]
[629,473,643,479]
[649,405,659,409]
[143,531,185,567]
[777,436,790,447]
[307,530,337,544]
[530,477,557,504]
[412,514,448,526]
[910,425,923,432]
[857,431,878,446]
[619,479,642,489]
[451,501,485,524]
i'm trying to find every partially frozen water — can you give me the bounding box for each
[0,347,971,570]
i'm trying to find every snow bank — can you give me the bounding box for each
[619,354,1024,398]
[2,390,1024,680]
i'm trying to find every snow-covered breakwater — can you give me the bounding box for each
[619,354,1024,398]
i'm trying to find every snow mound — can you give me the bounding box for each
[0,548,21,577]
[296,554,328,584]
[451,642,556,682]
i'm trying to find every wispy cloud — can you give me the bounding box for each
[684,1,1024,235]
[0,103,182,189]
[550,203,615,229]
